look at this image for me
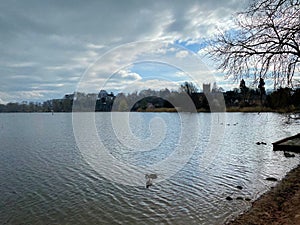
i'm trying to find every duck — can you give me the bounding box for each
[146,178,153,188]
[145,174,158,179]
[284,152,295,158]
[256,141,267,145]
[145,174,158,188]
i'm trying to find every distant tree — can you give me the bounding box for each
[118,99,129,111]
[240,79,249,94]
[291,88,300,108]
[62,98,73,112]
[218,87,225,93]
[212,82,225,92]
[52,99,63,112]
[139,89,157,98]
[267,87,292,108]
[212,82,218,92]
[239,79,249,105]
[179,81,198,96]
[233,88,239,94]
[0,104,5,112]
[5,102,20,112]
[258,77,266,105]
[209,0,300,87]
[43,100,52,112]
[159,88,171,99]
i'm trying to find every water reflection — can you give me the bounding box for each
[0,112,299,224]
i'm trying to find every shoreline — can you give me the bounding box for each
[226,163,300,225]
[1,106,300,114]
[137,106,299,113]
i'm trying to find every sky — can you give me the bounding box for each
[0,0,252,103]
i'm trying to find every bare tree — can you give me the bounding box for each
[179,81,198,96]
[209,0,300,87]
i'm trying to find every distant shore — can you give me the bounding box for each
[0,108,299,113]
[136,106,299,113]
[226,163,300,225]
[0,106,299,113]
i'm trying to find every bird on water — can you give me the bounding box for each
[145,174,157,188]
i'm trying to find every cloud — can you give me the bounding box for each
[0,0,250,102]
[0,90,58,103]
[115,79,181,94]
[175,50,189,58]
[115,69,142,81]
[6,62,39,68]
[86,43,105,50]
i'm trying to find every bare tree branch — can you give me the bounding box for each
[208,0,300,87]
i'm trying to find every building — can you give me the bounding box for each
[203,83,211,94]
[96,90,115,111]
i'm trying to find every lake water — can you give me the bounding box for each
[0,112,299,225]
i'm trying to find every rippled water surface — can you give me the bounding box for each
[0,112,299,224]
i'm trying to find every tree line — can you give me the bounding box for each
[0,81,299,113]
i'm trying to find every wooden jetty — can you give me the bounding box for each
[272,133,300,152]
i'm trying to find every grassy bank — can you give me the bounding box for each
[226,106,275,112]
[136,107,178,112]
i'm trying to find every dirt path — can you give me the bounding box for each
[227,164,300,225]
